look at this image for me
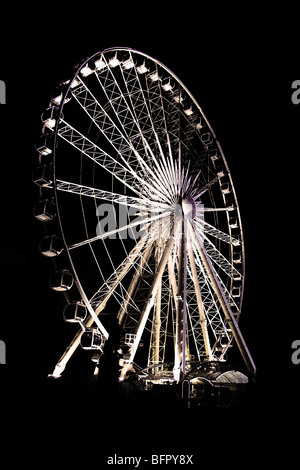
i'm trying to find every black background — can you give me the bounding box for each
[0,5,299,466]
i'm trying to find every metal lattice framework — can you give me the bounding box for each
[33,47,255,385]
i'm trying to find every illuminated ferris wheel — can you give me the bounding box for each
[33,47,255,393]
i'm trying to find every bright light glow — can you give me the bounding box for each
[109,56,120,68]
[80,64,94,77]
[149,71,160,81]
[42,107,58,129]
[184,106,193,116]
[70,78,80,88]
[52,94,63,106]
[38,146,52,156]
[196,119,204,130]
[162,80,173,92]
[122,58,135,69]
[182,195,196,219]
[63,77,80,88]
[173,93,184,103]
[52,94,71,106]
[48,364,64,378]
[94,57,106,70]
[35,213,49,222]
[44,119,56,129]
[137,62,148,74]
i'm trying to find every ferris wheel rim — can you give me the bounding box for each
[52,45,245,261]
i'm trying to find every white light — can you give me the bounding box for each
[52,94,71,106]
[162,81,173,92]
[232,237,241,247]
[149,71,160,81]
[52,94,63,106]
[70,78,80,88]
[182,195,196,219]
[137,63,148,74]
[109,56,120,68]
[42,106,58,129]
[44,119,56,129]
[48,364,64,378]
[94,57,106,70]
[38,146,52,156]
[196,119,204,130]
[184,106,193,116]
[122,58,135,69]
[173,93,184,103]
[80,64,94,77]
[63,78,80,89]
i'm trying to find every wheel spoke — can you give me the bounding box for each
[55,179,171,212]
[72,78,175,204]
[68,210,173,250]
[88,233,153,313]
[58,120,172,204]
[194,216,241,246]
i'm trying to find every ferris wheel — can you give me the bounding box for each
[33,47,256,389]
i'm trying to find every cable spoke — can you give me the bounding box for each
[196,206,234,212]
[88,233,153,313]
[58,120,172,204]
[72,78,173,203]
[69,210,173,250]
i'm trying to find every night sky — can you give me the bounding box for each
[0,5,299,464]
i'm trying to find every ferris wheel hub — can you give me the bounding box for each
[181,195,196,220]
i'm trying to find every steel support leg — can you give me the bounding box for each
[188,222,256,376]
[120,219,180,380]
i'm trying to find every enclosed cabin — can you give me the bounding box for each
[34,199,56,222]
[39,235,64,257]
[63,301,87,324]
[121,51,136,71]
[80,328,104,350]
[41,106,60,130]
[32,163,53,187]
[161,77,174,92]
[35,132,54,158]
[50,269,74,292]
